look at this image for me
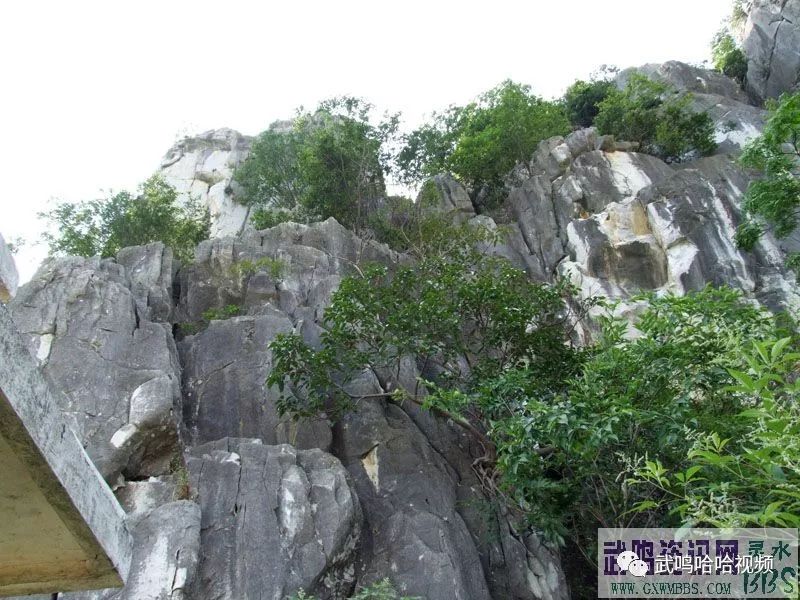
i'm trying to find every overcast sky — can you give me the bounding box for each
[2,0,732,282]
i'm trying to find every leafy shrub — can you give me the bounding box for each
[711,31,748,84]
[40,175,209,263]
[234,97,399,232]
[201,304,241,322]
[736,91,800,272]
[251,207,295,230]
[563,79,615,128]
[234,257,286,280]
[503,287,788,547]
[397,80,570,204]
[268,219,593,521]
[631,337,800,528]
[594,74,716,162]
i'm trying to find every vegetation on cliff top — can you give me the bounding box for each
[40,175,209,263]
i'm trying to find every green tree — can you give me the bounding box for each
[711,30,748,84]
[267,220,593,531]
[735,91,800,269]
[40,175,209,262]
[234,97,399,232]
[594,74,716,162]
[563,79,615,128]
[502,287,787,548]
[396,80,571,204]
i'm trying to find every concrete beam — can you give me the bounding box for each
[0,304,132,596]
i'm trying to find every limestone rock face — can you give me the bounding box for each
[186,439,362,600]
[9,253,183,483]
[743,0,800,102]
[159,128,253,238]
[0,232,18,302]
[617,61,767,153]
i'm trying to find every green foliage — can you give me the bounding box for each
[234,257,287,280]
[711,31,748,84]
[251,207,295,230]
[201,304,241,322]
[505,286,788,547]
[737,91,800,252]
[563,79,615,128]
[397,80,570,203]
[268,219,593,525]
[40,175,209,263]
[234,97,399,232]
[286,579,420,600]
[630,338,800,529]
[594,74,717,162]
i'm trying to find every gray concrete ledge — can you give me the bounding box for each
[0,304,132,597]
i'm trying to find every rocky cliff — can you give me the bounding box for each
[8,3,800,597]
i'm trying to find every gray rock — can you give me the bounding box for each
[177,218,402,324]
[57,501,201,600]
[335,384,492,600]
[9,257,183,482]
[179,314,332,451]
[617,61,766,153]
[743,0,800,102]
[116,243,176,322]
[617,61,751,102]
[418,173,476,223]
[507,135,673,281]
[159,128,253,238]
[0,232,18,302]
[186,438,361,600]
[559,154,800,315]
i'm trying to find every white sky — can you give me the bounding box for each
[2,0,732,282]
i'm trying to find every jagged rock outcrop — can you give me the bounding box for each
[743,0,800,102]
[617,61,766,153]
[559,153,799,313]
[11,46,800,599]
[186,439,361,600]
[159,128,253,238]
[9,251,183,483]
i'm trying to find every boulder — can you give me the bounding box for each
[9,257,182,482]
[186,439,361,600]
[743,0,800,102]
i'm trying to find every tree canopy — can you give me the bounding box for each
[40,175,209,262]
[396,80,571,205]
[234,97,399,232]
[594,74,717,162]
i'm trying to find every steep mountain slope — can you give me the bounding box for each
[9,3,800,596]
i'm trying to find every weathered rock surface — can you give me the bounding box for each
[179,314,333,451]
[617,61,766,153]
[0,231,18,302]
[159,128,253,238]
[186,438,362,600]
[506,128,675,280]
[9,254,182,483]
[54,501,201,600]
[743,0,800,102]
[116,243,175,322]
